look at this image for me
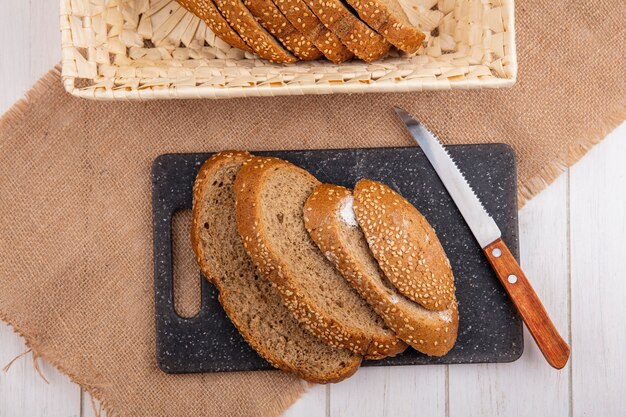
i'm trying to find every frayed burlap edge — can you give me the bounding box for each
[0,309,308,417]
[517,103,626,208]
[0,68,62,135]
[0,309,121,417]
[0,70,116,409]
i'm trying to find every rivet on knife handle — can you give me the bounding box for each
[484,238,570,369]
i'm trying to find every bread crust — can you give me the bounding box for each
[305,184,458,356]
[212,0,298,63]
[191,151,361,383]
[234,157,405,359]
[177,0,252,52]
[272,0,354,63]
[344,0,425,53]
[242,0,323,60]
[302,0,390,62]
[353,179,456,311]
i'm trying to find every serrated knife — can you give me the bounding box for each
[394,107,570,369]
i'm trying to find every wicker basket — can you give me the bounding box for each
[60,0,516,100]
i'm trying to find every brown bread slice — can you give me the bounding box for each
[234,157,406,359]
[353,179,456,311]
[177,0,252,52]
[304,184,458,356]
[344,0,425,53]
[213,0,298,63]
[241,0,323,60]
[272,0,354,63]
[302,0,391,62]
[191,151,361,383]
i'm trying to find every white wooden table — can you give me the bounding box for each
[1,2,624,416]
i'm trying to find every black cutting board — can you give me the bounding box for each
[152,145,523,374]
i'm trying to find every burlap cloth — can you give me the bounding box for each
[0,1,624,415]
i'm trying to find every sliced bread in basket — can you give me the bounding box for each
[213,0,297,62]
[272,0,354,63]
[177,0,252,52]
[344,0,425,53]
[241,0,323,60]
[353,179,456,311]
[302,0,391,62]
[234,157,406,359]
[304,184,458,356]
[191,151,361,383]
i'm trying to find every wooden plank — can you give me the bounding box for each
[29,0,62,80]
[282,384,327,417]
[0,325,81,417]
[0,0,31,113]
[570,125,626,417]
[329,365,446,417]
[449,173,570,417]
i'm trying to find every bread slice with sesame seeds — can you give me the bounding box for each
[213,0,298,63]
[178,0,253,52]
[353,179,457,312]
[241,0,323,60]
[301,0,391,62]
[271,0,354,63]
[234,157,406,359]
[191,151,361,383]
[344,0,425,53]
[304,184,458,356]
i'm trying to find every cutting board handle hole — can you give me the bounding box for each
[171,209,202,319]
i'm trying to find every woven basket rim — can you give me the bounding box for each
[60,0,517,100]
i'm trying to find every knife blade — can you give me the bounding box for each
[394,106,570,369]
[394,107,501,248]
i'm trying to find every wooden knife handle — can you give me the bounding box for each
[484,238,570,369]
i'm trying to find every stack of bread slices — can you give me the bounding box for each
[177,0,425,63]
[191,151,458,383]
